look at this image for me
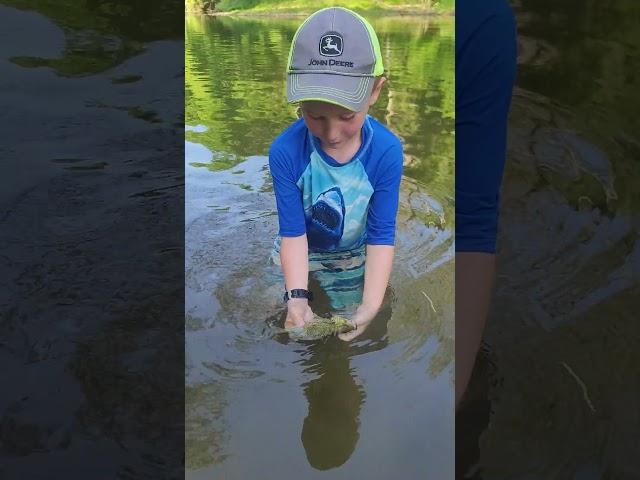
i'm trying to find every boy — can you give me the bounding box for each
[269,7,403,341]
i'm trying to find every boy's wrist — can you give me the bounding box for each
[283,288,313,303]
[287,297,308,307]
[287,298,309,317]
[356,302,379,320]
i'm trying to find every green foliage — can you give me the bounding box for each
[185,0,454,13]
[217,0,260,11]
[185,0,219,13]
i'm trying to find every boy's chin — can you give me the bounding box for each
[317,139,342,149]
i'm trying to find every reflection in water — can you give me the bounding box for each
[4,0,182,76]
[298,306,390,470]
[185,382,229,469]
[302,356,364,471]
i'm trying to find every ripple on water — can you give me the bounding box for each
[476,67,640,477]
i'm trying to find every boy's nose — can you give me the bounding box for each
[325,121,340,142]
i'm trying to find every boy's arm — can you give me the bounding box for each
[455,1,516,406]
[339,142,403,340]
[339,244,394,340]
[280,234,309,291]
[269,143,314,326]
[280,234,314,327]
[455,252,495,405]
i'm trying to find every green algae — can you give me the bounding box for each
[285,315,355,341]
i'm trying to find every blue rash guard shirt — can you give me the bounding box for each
[269,115,403,253]
[456,0,517,253]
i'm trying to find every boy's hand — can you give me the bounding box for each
[284,298,314,328]
[338,304,378,341]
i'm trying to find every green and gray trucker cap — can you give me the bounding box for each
[286,7,384,112]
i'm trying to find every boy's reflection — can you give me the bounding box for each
[297,300,392,470]
[300,346,363,470]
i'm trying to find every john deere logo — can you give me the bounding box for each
[319,34,343,57]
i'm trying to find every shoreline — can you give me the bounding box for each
[186,8,454,18]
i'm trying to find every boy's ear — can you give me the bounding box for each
[368,77,386,106]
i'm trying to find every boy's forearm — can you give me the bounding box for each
[360,244,395,315]
[280,234,309,291]
[455,252,496,407]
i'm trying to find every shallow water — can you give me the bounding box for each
[185,14,455,478]
[0,3,184,477]
[459,1,640,478]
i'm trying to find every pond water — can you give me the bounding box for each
[1,2,184,477]
[185,13,455,479]
[458,1,640,479]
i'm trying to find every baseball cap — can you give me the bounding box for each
[286,7,384,112]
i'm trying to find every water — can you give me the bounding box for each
[0,3,184,477]
[185,14,455,478]
[459,1,640,478]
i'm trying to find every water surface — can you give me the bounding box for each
[1,3,184,477]
[459,1,640,478]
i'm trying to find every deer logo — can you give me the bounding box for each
[319,34,343,57]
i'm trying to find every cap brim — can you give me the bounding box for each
[287,73,374,112]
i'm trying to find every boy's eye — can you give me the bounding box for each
[340,114,355,121]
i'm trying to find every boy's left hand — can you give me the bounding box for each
[338,304,378,341]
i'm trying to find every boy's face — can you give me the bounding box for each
[299,78,385,154]
[300,101,366,153]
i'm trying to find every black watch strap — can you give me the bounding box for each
[283,289,313,302]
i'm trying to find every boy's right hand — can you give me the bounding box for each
[284,298,314,328]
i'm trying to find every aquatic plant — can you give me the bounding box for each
[286,315,355,341]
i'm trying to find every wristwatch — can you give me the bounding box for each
[283,289,313,303]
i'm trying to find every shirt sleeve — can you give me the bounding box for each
[455,2,517,253]
[366,143,404,245]
[268,145,306,237]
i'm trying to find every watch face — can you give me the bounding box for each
[284,289,312,302]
